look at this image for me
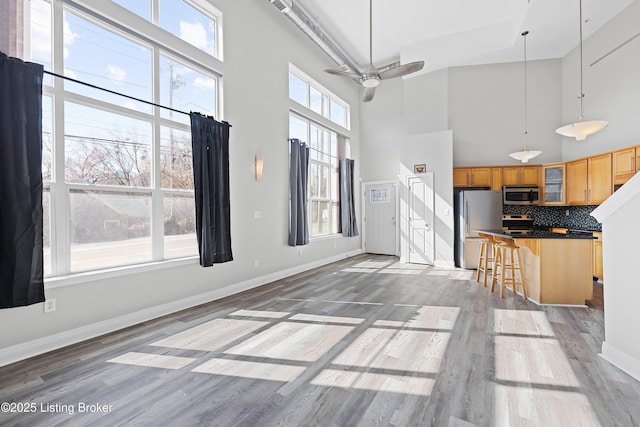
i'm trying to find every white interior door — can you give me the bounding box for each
[408,174,435,264]
[364,183,396,255]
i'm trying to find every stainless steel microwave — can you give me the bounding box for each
[503,186,540,205]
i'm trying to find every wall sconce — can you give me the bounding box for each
[254,154,264,182]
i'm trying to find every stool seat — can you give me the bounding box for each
[476,232,498,287]
[491,236,527,299]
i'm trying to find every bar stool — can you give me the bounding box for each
[476,232,497,287]
[491,236,527,299]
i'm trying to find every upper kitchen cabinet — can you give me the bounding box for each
[502,166,539,186]
[453,167,491,187]
[541,163,565,205]
[613,146,638,186]
[567,153,612,205]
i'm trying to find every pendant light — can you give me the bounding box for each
[555,0,608,140]
[509,31,542,163]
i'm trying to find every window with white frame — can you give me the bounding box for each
[288,65,351,238]
[288,65,350,130]
[27,0,221,277]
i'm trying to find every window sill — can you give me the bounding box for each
[44,256,200,289]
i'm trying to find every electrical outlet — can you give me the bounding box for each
[44,298,56,313]
[254,260,259,268]
[254,210,263,219]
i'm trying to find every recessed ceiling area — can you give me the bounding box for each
[295,0,635,73]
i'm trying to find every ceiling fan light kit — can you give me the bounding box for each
[555,0,608,141]
[509,30,542,164]
[324,0,423,102]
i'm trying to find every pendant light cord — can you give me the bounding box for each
[369,0,373,66]
[578,0,585,120]
[522,31,529,152]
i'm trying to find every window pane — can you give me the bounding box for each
[289,115,308,142]
[159,0,217,56]
[309,163,318,198]
[160,127,193,189]
[330,99,346,127]
[30,0,52,86]
[310,86,322,114]
[42,96,53,182]
[331,202,339,234]
[159,55,216,125]
[311,201,329,237]
[69,190,151,272]
[164,194,197,259]
[111,0,151,20]
[320,165,329,199]
[63,10,152,112]
[43,188,51,277]
[309,124,321,160]
[289,72,307,106]
[65,102,152,187]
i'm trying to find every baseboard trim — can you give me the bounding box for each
[600,341,640,382]
[0,249,363,368]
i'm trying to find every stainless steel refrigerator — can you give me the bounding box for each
[454,190,502,269]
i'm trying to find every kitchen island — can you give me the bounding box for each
[476,229,595,305]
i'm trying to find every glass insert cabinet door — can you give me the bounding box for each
[543,164,565,204]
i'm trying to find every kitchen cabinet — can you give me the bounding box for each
[541,163,565,205]
[502,166,539,186]
[613,146,637,185]
[593,231,603,281]
[491,168,503,191]
[453,167,491,187]
[566,153,612,205]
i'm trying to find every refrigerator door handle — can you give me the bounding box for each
[465,201,470,236]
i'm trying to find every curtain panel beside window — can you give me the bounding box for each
[0,52,45,308]
[339,158,359,237]
[190,113,233,266]
[288,138,309,246]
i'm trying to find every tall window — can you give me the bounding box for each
[288,65,351,238]
[27,0,221,277]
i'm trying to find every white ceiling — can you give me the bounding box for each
[295,0,636,73]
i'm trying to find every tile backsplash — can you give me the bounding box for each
[503,204,602,231]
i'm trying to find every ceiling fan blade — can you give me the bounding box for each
[379,61,425,80]
[362,87,376,103]
[324,68,360,79]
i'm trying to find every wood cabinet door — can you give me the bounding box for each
[566,159,588,204]
[453,168,470,187]
[520,166,539,185]
[613,147,636,185]
[593,232,603,280]
[588,153,612,204]
[501,167,521,186]
[471,168,491,186]
[491,168,503,191]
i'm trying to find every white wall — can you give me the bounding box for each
[561,1,640,160]
[448,59,564,166]
[592,173,640,381]
[0,0,363,364]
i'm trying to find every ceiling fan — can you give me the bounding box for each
[324,0,425,102]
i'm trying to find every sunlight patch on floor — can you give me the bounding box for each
[228,309,290,319]
[107,352,195,369]
[289,313,364,324]
[192,358,306,382]
[311,369,435,397]
[493,309,555,337]
[150,318,269,351]
[224,322,354,362]
[493,383,601,426]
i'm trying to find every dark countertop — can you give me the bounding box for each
[476,229,596,239]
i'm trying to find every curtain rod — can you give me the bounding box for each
[43,69,231,127]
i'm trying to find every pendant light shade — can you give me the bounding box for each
[555,0,608,140]
[509,31,542,164]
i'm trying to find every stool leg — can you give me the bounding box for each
[482,243,490,287]
[490,248,500,293]
[515,249,527,299]
[475,242,483,282]
[500,249,506,298]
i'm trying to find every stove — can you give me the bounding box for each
[502,214,534,235]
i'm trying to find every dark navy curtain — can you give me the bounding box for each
[190,113,233,266]
[339,158,359,237]
[288,138,309,246]
[0,52,45,308]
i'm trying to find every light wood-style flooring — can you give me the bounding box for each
[1,255,639,426]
